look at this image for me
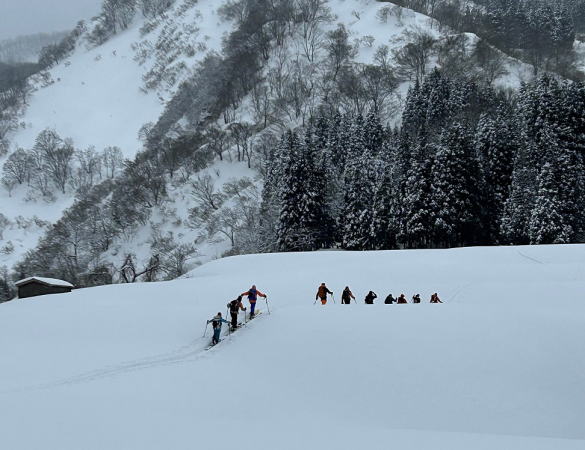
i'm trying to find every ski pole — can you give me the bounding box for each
[203,321,209,337]
[332,293,335,304]
[265,296,271,315]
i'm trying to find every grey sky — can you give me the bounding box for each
[0,0,101,40]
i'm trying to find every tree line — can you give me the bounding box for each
[1,129,125,199]
[260,71,585,252]
[388,0,584,79]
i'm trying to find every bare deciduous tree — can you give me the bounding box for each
[119,253,160,283]
[205,126,229,161]
[295,0,333,62]
[32,128,74,194]
[393,29,437,83]
[191,174,225,211]
[473,39,508,86]
[102,146,124,178]
[2,147,32,193]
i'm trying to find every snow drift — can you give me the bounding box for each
[1,244,584,449]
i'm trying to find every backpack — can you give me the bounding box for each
[211,318,222,329]
[228,300,240,313]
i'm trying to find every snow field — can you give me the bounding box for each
[0,244,584,449]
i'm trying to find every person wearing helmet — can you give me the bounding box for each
[227,296,246,330]
[341,286,355,304]
[316,282,333,305]
[240,284,267,318]
[207,312,229,345]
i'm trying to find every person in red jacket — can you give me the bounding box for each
[397,294,408,304]
[240,285,267,318]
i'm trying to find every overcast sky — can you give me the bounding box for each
[0,0,101,40]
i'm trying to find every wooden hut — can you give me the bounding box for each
[15,277,74,299]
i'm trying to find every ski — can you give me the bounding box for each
[205,314,264,350]
[230,323,243,332]
[247,311,263,320]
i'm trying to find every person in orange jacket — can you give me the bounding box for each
[316,282,333,305]
[240,285,267,318]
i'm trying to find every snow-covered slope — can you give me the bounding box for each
[0,0,236,270]
[10,0,232,154]
[1,244,584,449]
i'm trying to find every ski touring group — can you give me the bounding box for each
[205,285,268,348]
[205,283,442,348]
[316,283,443,305]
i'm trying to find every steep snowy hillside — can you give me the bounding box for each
[0,0,237,271]
[1,0,573,297]
[0,0,451,279]
[1,245,584,449]
[10,0,232,153]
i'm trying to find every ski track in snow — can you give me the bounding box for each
[516,249,546,265]
[2,312,266,393]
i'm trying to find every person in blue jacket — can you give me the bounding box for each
[208,312,229,345]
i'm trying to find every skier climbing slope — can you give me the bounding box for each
[240,284,266,318]
[207,312,228,345]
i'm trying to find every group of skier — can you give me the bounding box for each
[207,282,442,346]
[316,283,443,305]
[206,285,267,346]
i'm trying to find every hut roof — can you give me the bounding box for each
[15,277,74,288]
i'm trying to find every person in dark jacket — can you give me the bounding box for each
[397,294,408,304]
[316,283,333,305]
[227,296,246,330]
[384,294,395,304]
[208,312,229,345]
[364,291,377,304]
[430,293,443,303]
[341,286,355,304]
[412,294,421,304]
[240,285,267,318]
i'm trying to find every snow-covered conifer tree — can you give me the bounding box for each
[429,123,484,247]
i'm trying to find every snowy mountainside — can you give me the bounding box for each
[0,0,236,272]
[0,0,553,291]
[0,245,584,449]
[0,1,436,278]
[10,0,231,153]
